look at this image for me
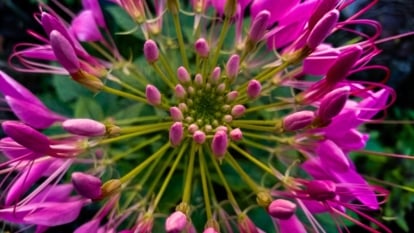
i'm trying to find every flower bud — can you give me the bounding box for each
[247,79,262,99]
[146,84,162,106]
[226,54,240,81]
[307,10,339,49]
[268,199,296,219]
[144,40,159,63]
[175,84,187,99]
[306,180,336,201]
[317,86,349,123]
[170,122,184,146]
[231,105,246,118]
[177,66,191,84]
[170,107,184,122]
[211,130,228,158]
[62,118,106,136]
[248,10,270,43]
[50,30,80,74]
[230,128,243,141]
[282,110,315,131]
[193,130,206,144]
[71,172,102,199]
[194,74,203,86]
[325,45,362,85]
[209,67,221,84]
[165,211,187,233]
[2,121,51,154]
[194,38,210,58]
[226,91,238,102]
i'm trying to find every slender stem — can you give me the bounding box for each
[208,145,240,212]
[230,143,273,175]
[115,116,166,125]
[145,147,178,200]
[171,13,190,69]
[210,17,231,69]
[89,42,117,63]
[231,122,276,132]
[101,86,147,103]
[98,123,170,145]
[182,142,197,203]
[225,153,260,193]
[152,63,175,89]
[149,141,189,213]
[109,135,162,162]
[245,101,292,114]
[119,143,170,184]
[232,120,279,125]
[159,51,177,81]
[119,122,171,134]
[199,147,213,220]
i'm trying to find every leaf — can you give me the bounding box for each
[52,75,90,102]
[74,97,104,120]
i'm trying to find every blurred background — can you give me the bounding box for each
[0,0,414,232]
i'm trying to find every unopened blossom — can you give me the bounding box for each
[0,1,410,232]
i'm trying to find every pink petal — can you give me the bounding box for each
[71,10,103,42]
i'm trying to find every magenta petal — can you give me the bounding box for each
[330,169,379,210]
[279,0,319,26]
[6,96,65,129]
[75,219,101,233]
[0,71,45,107]
[251,0,300,25]
[0,137,42,160]
[276,215,306,233]
[5,160,52,205]
[2,121,51,154]
[82,0,106,27]
[24,200,84,226]
[358,89,390,120]
[71,10,103,42]
[30,184,73,203]
[317,140,350,172]
[303,54,338,75]
[266,21,306,49]
[20,45,57,60]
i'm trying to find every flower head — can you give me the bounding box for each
[0,1,410,233]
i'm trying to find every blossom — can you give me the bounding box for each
[0,0,411,232]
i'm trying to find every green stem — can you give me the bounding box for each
[115,116,166,125]
[119,142,170,183]
[208,145,240,213]
[149,140,189,213]
[245,101,292,114]
[231,122,276,132]
[199,147,213,220]
[99,123,170,145]
[171,13,190,69]
[225,153,261,193]
[145,147,178,200]
[232,120,279,125]
[152,63,175,89]
[210,17,231,69]
[182,142,197,203]
[109,134,162,162]
[119,122,171,134]
[230,143,273,175]
[101,86,147,103]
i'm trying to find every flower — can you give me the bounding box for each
[0,0,411,232]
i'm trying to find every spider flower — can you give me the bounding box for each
[0,0,411,232]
